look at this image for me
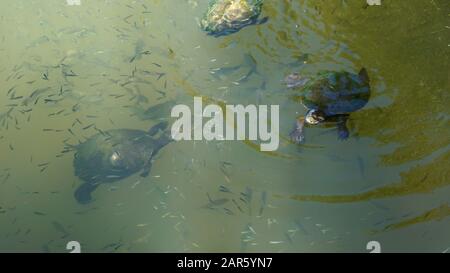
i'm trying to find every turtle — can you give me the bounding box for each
[72,121,171,204]
[200,0,268,37]
[284,68,371,143]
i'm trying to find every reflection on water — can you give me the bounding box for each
[0,0,449,252]
[374,204,450,234]
[284,0,450,232]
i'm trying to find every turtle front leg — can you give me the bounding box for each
[140,152,154,177]
[289,117,306,144]
[337,115,350,140]
[140,160,152,177]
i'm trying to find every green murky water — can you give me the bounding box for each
[0,0,449,252]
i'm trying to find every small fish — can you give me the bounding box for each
[48,109,65,116]
[269,241,284,245]
[162,212,171,218]
[110,94,125,99]
[63,70,78,77]
[284,232,294,244]
[294,219,308,235]
[258,191,267,216]
[73,118,82,126]
[3,173,10,183]
[156,73,165,80]
[224,208,234,215]
[33,211,46,216]
[19,108,32,114]
[44,98,63,104]
[210,64,241,78]
[156,90,166,99]
[7,86,16,96]
[106,175,121,179]
[248,225,256,235]
[131,180,142,189]
[72,103,80,112]
[192,242,200,248]
[241,188,252,202]
[123,14,133,23]
[94,127,107,136]
[241,187,253,215]
[168,48,175,58]
[203,193,229,208]
[82,123,95,130]
[220,161,232,167]
[232,199,244,213]
[357,155,365,178]
[219,185,232,193]
[219,168,231,183]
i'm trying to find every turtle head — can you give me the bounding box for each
[284,73,310,88]
[305,109,325,125]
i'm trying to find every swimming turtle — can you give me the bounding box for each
[285,68,370,143]
[73,121,171,204]
[201,0,268,37]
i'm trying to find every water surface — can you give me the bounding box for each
[0,0,449,252]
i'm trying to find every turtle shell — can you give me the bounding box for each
[73,129,155,184]
[201,0,264,37]
[300,69,370,116]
